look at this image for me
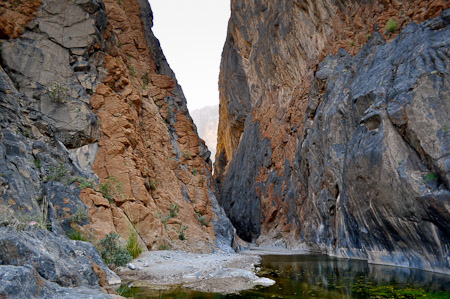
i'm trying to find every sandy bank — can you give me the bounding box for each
[117,250,275,294]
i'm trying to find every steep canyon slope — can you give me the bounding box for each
[0,0,233,296]
[191,105,219,162]
[215,0,450,274]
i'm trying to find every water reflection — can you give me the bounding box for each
[121,254,450,298]
[248,255,450,299]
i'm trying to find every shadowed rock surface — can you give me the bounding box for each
[215,0,450,274]
[0,265,111,299]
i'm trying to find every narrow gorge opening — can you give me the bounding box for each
[150,0,230,163]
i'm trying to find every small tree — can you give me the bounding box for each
[99,233,132,269]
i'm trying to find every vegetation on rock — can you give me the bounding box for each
[99,232,132,269]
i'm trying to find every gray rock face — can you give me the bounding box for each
[294,16,450,273]
[0,0,110,149]
[217,8,450,274]
[0,0,109,236]
[0,228,117,288]
[0,0,118,296]
[218,116,270,241]
[0,228,117,297]
[0,265,111,299]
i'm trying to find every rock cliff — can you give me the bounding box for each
[0,0,233,296]
[191,105,219,162]
[215,0,450,274]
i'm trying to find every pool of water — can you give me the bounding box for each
[119,254,450,298]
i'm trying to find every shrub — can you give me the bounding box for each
[126,229,142,259]
[350,40,355,47]
[177,225,188,241]
[195,211,209,227]
[192,168,198,176]
[46,163,68,182]
[149,180,157,190]
[182,151,192,160]
[48,82,68,102]
[34,159,41,169]
[423,172,438,183]
[158,243,171,250]
[99,233,132,269]
[366,33,371,39]
[0,200,48,231]
[69,176,96,189]
[99,176,123,203]
[67,229,89,241]
[142,72,149,89]
[169,203,179,218]
[128,65,136,77]
[69,206,88,225]
[385,18,398,34]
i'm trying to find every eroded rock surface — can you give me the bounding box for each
[215,0,450,274]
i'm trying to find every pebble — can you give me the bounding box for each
[128,263,136,270]
[253,277,276,287]
[143,262,149,267]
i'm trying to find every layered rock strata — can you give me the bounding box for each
[215,0,450,274]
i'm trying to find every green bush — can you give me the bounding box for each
[128,65,136,77]
[385,18,398,34]
[158,243,171,250]
[126,229,142,259]
[69,206,88,225]
[182,151,192,160]
[69,176,96,189]
[99,233,132,269]
[34,159,41,169]
[169,203,179,218]
[46,163,68,182]
[142,72,149,89]
[149,180,158,190]
[177,225,188,241]
[195,212,209,227]
[67,229,89,241]
[48,83,68,102]
[99,176,123,203]
[423,172,438,183]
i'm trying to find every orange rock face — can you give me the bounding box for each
[0,0,41,39]
[79,0,224,252]
[215,0,449,243]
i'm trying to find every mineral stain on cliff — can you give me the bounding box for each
[215,0,450,274]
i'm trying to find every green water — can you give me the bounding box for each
[119,254,450,298]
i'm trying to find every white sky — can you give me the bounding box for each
[149,0,231,111]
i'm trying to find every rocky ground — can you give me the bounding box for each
[117,250,275,294]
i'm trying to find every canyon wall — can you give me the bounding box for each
[191,105,219,162]
[215,0,450,274]
[0,0,233,296]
